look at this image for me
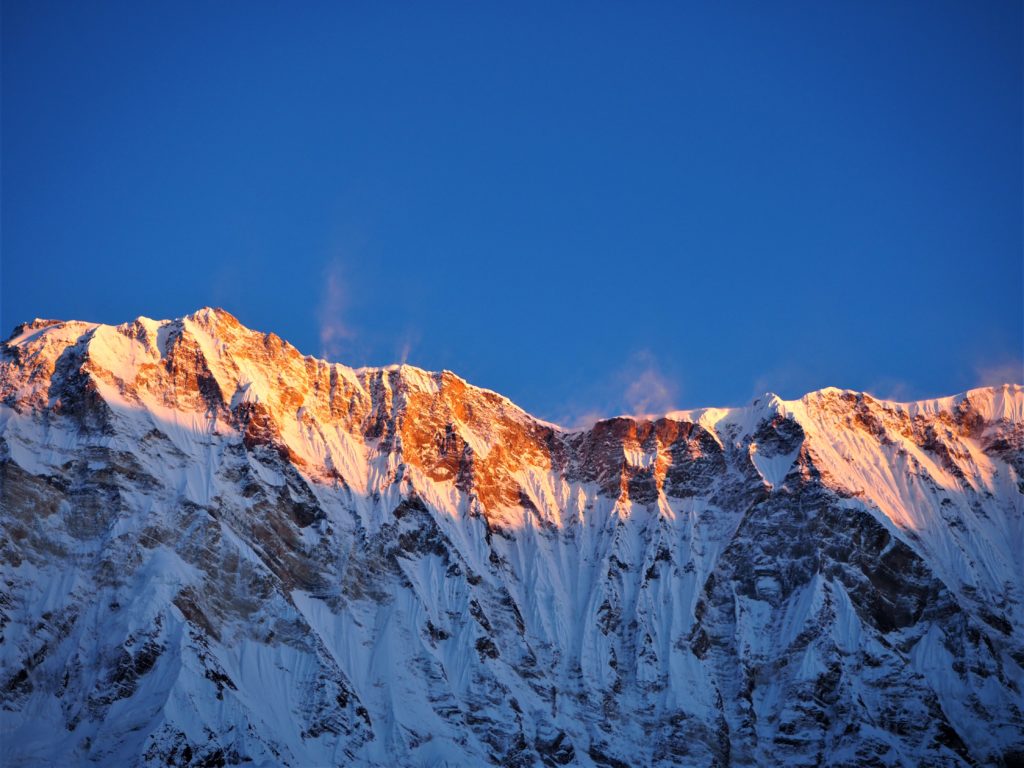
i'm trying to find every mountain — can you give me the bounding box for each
[1,307,1022,768]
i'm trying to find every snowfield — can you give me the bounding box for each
[1,309,1022,767]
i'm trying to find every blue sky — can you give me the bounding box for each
[3,1,1021,423]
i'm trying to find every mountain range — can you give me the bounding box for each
[1,308,1022,767]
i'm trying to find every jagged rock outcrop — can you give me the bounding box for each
[1,308,1022,767]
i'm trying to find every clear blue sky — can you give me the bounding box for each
[3,1,1021,423]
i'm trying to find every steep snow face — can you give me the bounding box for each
[1,309,1022,768]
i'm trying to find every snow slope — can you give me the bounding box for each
[1,309,1022,767]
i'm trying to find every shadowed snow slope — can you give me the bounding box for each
[1,308,1022,767]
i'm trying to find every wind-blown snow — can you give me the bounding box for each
[1,310,1022,767]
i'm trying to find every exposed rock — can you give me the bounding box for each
[0,311,1021,766]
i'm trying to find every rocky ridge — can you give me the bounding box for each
[1,308,1021,767]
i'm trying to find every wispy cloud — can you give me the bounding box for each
[547,350,682,429]
[862,376,914,402]
[974,358,1024,387]
[555,409,608,432]
[396,328,421,366]
[747,363,814,403]
[317,260,354,361]
[621,350,679,418]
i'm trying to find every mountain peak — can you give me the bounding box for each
[185,305,241,325]
[2,308,1022,766]
[4,309,1021,434]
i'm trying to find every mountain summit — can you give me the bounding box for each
[2,309,1022,767]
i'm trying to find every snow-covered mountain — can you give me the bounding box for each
[1,307,1022,768]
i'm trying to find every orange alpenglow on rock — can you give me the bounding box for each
[1,308,1022,767]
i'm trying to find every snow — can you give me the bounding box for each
[1,312,1022,767]
[748,442,800,488]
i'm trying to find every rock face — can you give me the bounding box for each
[1,308,1022,767]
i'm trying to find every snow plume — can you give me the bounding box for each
[396,329,421,366]
[975,358,1024,387]
[748,364,811,402]
[558,408,608,432]
[863,376,915,402]
[551,351,680,428]
[544,352,679,430]
[317,261,353,360]
[622,350,679,418]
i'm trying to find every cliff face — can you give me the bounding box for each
[1,308,1021,767]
